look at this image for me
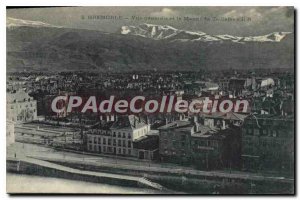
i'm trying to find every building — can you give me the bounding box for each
[218,79,230,91]
[241,115,294,172]
[85,115,152,158]
[158,120,192,164]
[158,118,241,169]
[133,130,159,160]
[7,90,37,123]
[200,112,248,130]
[228,78,246,96]
[14,122,81,149]
[6,120,15,147]
[191,125,241,170]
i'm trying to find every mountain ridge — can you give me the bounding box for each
[121,23,291,44]
[6,18,294,72]
[7,17,62,29]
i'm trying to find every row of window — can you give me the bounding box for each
[135,128,148,138]
[192,140,218,147]
[243,138,287,147]
[163,149,186,156]
[87,130,132,139]
[10,103,35,109]
[165,140,185,147]
[161,132,187,141]
[244,128,280,137]
[162,139,218,149]
[88,144,132,155]
[88,136,132,148]
[10,115,35,122]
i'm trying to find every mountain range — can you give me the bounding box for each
[7,17,62,29]
[121,23,291,43]
[7,18,294,72]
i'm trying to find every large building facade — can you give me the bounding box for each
[7,90,37,123]
[241,115,294,172]
[85,115,151,157]
[158,118,242,169]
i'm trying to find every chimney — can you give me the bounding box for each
[111,115,115,121]
[193,115,198,123]
[180,114,183,121]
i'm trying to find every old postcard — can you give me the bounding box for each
[6,6,295,194]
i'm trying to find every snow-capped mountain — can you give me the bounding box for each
[6,18,293,72]
[7,17,62,29]
[121,23,291,43]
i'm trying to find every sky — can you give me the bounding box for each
[7,6,294,36]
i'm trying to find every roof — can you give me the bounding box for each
[191,124,214,138]
[157,120,191,130]
[110,115,148,130]
[7,90,33,103]
[200,112,248,121]
[94,121,115,130]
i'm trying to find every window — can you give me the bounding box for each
[263,129,267,135]
[208,140,211,146]
[118,132,121,138]
[128,141,131,148]
[247,128,253,135]
[128,149,131,155]
[200,140,206,146]
[118,140,121,146]
[172,140,177,146]
[123,149,126,154]
[123,133,126,138]
[181,135,186,141]
[103,138,106,145]
[242,128,246,134]
[113,139,116,146]
[128,133,131,139]
[108,138,111,145]
[123,140,126,147]
[118,148,121,154]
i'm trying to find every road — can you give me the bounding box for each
[7,142,294,183]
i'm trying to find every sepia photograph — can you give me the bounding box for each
[5,6,295,194]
